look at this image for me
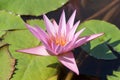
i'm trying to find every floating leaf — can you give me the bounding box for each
[3,25,58,80]
[48,75,58,80]
[0,45,15,80]
[0,11,25,30]
[27,19,46,30]
[0,0,67,15]
[0,41,7,47]
[0,31,6,38]
[78,20,120,59]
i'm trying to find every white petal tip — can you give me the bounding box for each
[100,33,104,35]
[82,27,86,30]
[96,33,104,37]
[76,71,79,75]
[61,10,65,18]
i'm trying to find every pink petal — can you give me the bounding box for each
[50,41,63,55]
[26,24,48,45]
[58,52,79,75]
[50,42,60,55]
[43,15,56,36]
[73,20,80,30]
[74,28,86,40]
[58,10,66,36]
[63,37,76,52]
[55,45,63,55]
[52,20,59,34]
[54,45,60,52]
[75,33,104,48]
[17,46,50,56]
[46,48,58,56]
[44,43,58,56]
[67,10,76,29]
[51,42,56,51]
[67,20,80,41]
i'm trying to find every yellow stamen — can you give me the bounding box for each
[55,37,66,46]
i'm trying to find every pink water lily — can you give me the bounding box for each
[17,10,103,75]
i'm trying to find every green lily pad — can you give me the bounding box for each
[77,20,120,59]
[27,19,46,30]
[0,45,15,80]
[0,41,7,47]
[0,0,67,15]
[107,71,120,80]
[3,27,58,80]
[48,75,58,80]
[0,11,25,31]
[0,31,6,38]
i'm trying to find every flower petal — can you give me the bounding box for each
[43,15,56,36]
[26,24,48,45]
[67,20,80,41]
[67,10,76,29]
[17,46,50,56]
[75,33,104,48]
[73,20,80,30]
[52,20,59,34]
[49,41,63,55]
[58,10,66,36]
[55,45,63,55]
[74,28,86,40]
[58,52,79,75]
[63,37,76,52]
[50,42,60,55]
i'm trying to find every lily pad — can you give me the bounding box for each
[48,75,58,80]
[0,45,15,80]
[77,20,120,59]
[27,19,46,30]
[0,11,25,31]
[0,31,6,38]
[0,0,67,15]
[3,27,58,80]
[0,41,7,47]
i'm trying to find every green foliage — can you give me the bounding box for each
[107,71,120,80]
[0,11,25,30]
[3,25,58,80]
[27,19,46,30]
[0,0,67,15]
[0,31,6,38]
[0,45,15,80]
[48,75,58,80]
[0,10,58,80]
[78,20,120,59]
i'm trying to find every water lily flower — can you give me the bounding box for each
[17,10,103,75]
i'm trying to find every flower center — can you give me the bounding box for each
[55,37,66,46]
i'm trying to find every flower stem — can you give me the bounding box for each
[65,71,74,80]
